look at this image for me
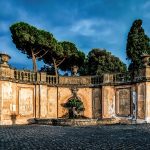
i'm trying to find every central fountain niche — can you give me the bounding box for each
[64,97,84,119]
[63,87,85,119]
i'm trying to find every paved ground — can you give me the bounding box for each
[1,124,150,150]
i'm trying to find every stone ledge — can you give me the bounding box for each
[34,118,120,126]
[35,118,98,126]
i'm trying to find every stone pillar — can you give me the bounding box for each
[145,82,150,122]
[0,53,11,124]
[40,72,46,82]
[36,72,40,82]
[0,53,15,124]
[35,84,40,118]
[141,54,150,123]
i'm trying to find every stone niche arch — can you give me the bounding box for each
[67,95,82,103]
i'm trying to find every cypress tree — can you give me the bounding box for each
[126,19,150,73]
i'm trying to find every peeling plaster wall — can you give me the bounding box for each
[1,81,17,124]
[0,78,150,125]
[0,81,94,124]
[0,81,35,125]
[102,86,115,118]
[16,84,35,124]
[77,88,92,118]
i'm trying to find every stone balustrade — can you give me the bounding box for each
[0,68,133,86]
[0,67,146,85]
[14,70,36,82]
[46,75,58,84]
[1,53,150,85]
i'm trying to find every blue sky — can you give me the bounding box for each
[0,0,150,70]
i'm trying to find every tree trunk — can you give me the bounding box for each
[31,50,37,72]
[53,58,58,77]
[53,57,66,76]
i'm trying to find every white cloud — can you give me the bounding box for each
[70,19,110,36]
[69,18,127,46]
[70,19,97,36]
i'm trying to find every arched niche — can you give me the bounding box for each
[63,96,85,119]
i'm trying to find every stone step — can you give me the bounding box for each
[33,118,147,126]
[34,118,98,126]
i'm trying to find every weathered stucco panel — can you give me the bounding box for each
[116,88,131,116]
[1,82,36,125]
[47,87,57,118]
[115,85,137,119]
[77,88,92,118]
[16,84,35,124]
[102,86,115,118]
[18,87,34,116]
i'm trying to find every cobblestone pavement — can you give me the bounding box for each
[1,124,150,150]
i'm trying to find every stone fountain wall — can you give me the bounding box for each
[0,53,150,125]
[0,80,95,125]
